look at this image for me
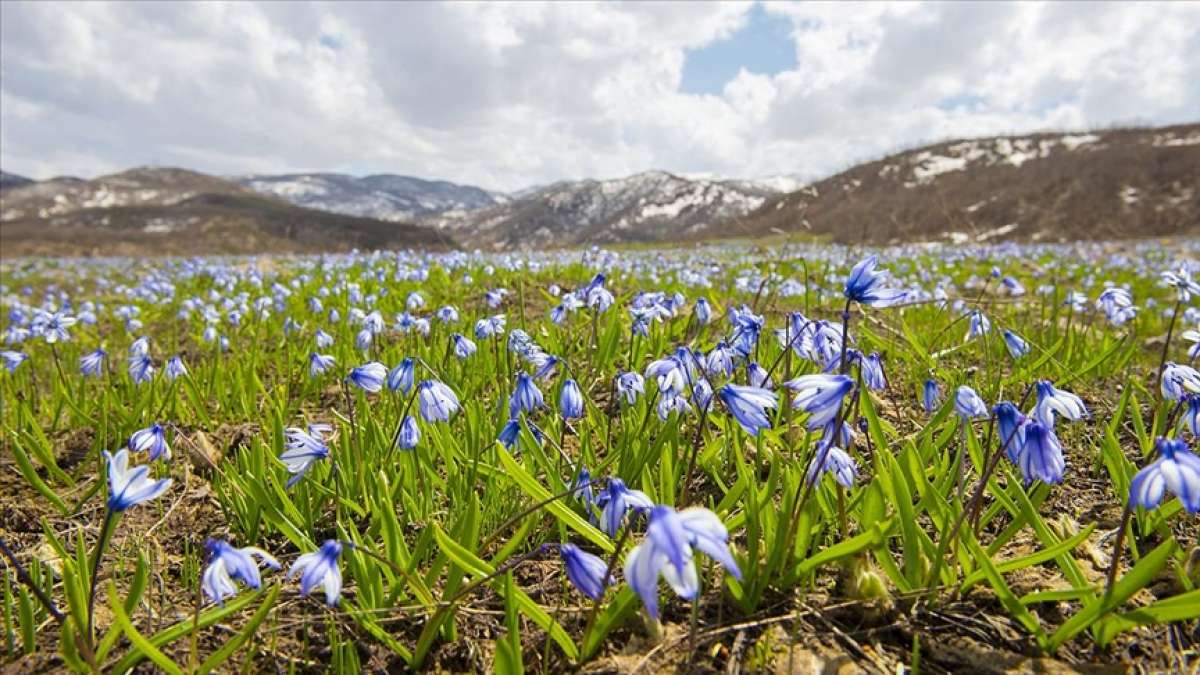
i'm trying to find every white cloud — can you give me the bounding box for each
[1,1,1196,191]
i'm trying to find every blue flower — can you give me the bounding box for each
[623,505,741,620]
[704,343,735,379]
[387,358,415,393]
[616,372,645,404]
[1003,330,1030,359]
[783,374,854,431]
[202,539,280,605]
[130,336,150,357]
[38,311,76,344]
[645,355,690,395]
[355,328,373,351]
[1161,362,1200,401]
[417,379,460,422]
[287,540,344,606]
[510,372,544,417]
[1031,380,1087,427]
[309,352,336,377]
[396,416,420,451]
[994,402,1028,462]
[497,418,523,449]
[595,478,654,537]
[656,390,692,420]
[104,449,172,512]
[805,438,858,488]
[560,379,584,420]
[954,386,988,420]
[966,311,991,341]
[165,356,188,381]
[862,352,887,390]
[1128,438,1200,513]
[843,256,906,307]
[452,334,477,360]
[923,378,941,413]
[1162,267,1200,303]
[280,424,331,488]
[560,544,612,600]
[79,349,106,377]
[129,423,170,461]
[694,298,712,325]
[1016,421,1065,485]
[315,329,334,349]
[747,362,772,389]
[347,362,388,392]
[1184,395,1200,438]
[572,467,594,510]
[532,354,560,380]
[128,354,154,384]
[717,384,777,437]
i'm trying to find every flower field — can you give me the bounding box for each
[2,240,1198,672]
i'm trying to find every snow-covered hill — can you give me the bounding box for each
[423,170,783,250]
[237,173,498,221]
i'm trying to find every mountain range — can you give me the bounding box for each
[1,123,1196,256]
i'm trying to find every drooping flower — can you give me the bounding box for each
[923,378,941,413]
[862,352,887,390]
[165,355,188,381]
[694,298,713,325]
[595,478,654,537]
[510,372,544,417]
[128,354,154,384]
[1161,362,1200,401]
[452,333,477,360]
[747,362,773,389]
[615,371,645,405]
[129,423,170,461]
[1016,421,1065,485]
[309,352,336,377]
[560,543,612,600]
[994,402,1028,462]
[560,378,584,420]
[79,349,107,377]
[396,416,420,451]
[966,311,991,341]
[717,384,777,436]
[1030,380,1087,426]
[202,539,280,605]
[387,358,415,394]
[1003,330,1030,359]
[417,379,460,422]
[347,362,388,393]
[954,385,988,420]
[645,355,689,395]
[1128,437,1200,513]
[103,448,172,512]
[623,505,742,620]
[805,438,858,487]
[288,540,344,606]
[843,256,906,307]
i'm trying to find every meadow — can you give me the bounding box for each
[1,239,1198,673]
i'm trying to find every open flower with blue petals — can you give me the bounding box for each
[288,540,344,606]
[1162,267,1200,303]
[1128,438,1200,513]
[129,423,170,461]
[1030,380,1087,426]
[783,374,854,431]
[616,371,645,404]
[843,256,906,307]
[104,448,172,512]
[1162,362,1200,401]
[595,478,654,537]
[281,424,332,488]
[623,505,741,620]
[202,539,280,605]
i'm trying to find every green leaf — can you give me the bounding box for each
[107,581,183,675]
[198,583,281,673]
[959,524,1096,593]
[495,447,613,553]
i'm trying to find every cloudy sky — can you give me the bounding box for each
[2,1,1197,191]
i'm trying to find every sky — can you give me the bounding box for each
[2,1,1198,192]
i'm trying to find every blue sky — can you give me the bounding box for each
[681,4,795,96]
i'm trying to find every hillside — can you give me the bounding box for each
[424,170,780,250]
[724,124,1200,244]
[0,171,33,190]
[0,168,455,257]
[237,173,499,221]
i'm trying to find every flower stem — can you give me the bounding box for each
[86,509,117,643]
